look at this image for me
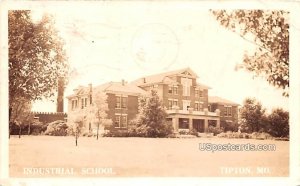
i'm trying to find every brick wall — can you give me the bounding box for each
[33,112,67,124]
[106,93,139,128]
[209,103,238,126]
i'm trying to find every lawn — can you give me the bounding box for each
[9,135,289,177]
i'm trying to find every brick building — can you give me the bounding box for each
[67,67,239,133]
[67,81,146,132]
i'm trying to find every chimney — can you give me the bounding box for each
[122,79,125,86]
[143,77,146,83]
[88,83,92,104]
[57,77,64,113]
[88,83,92,93]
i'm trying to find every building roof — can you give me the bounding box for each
[97,82,147,95]
[67,81,146,99]
[196,83,211,90]
[208,96,240,106]
[131,67,210,88]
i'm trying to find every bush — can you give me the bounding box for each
[125,120,173,138]
[207,126,224,136]
[189,129,199,137]
[178,130,189,135]
[30,121,48,135]
[103,129,129,137]
[44,120,69,136]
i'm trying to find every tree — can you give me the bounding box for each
[134,89,173,137]
[268,108,289,137]
[9,97,34,138]
[9,10,69,122]
[211,10,289,96]
[239,98,266,133]
[87,90,112,139]
[69,109,85,146]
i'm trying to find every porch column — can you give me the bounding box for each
[216,118,220,128]
[215,109,221,128]
[204,108,209,132]
[189,118,193,131]
[204,119,208,132]
[172,117,179,133]
[188,108,194,131]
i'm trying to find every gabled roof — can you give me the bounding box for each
[98,82,146,95]
[131,67,199,86]
[195,83,211,90]
[208,96,240,106]
[67,82,146,99]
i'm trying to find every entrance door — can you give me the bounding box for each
[192,119,204,132]
[182,100,191,111]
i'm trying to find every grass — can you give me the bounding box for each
[9,135,289,177]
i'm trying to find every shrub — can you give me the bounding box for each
[30,121,48,135]
[125,120,173,138]
[207,126,224,136]
[44,120,69,136]
[178,130,189,135]
[189,129,199,137]
[103,129,129,137]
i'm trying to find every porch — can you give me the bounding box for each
[166,108,220,133]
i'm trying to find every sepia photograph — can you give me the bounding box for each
[1,0,300,185]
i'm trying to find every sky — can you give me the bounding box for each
[30,2,288,112]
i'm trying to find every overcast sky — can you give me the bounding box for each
[30,2,289,112]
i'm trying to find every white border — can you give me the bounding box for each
[1,1,299,186]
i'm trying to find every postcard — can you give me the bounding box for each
[1,1,300,186]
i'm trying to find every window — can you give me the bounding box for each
[168,86,172,94]
[181,78,192,96]
[195,90,199,97]
[179,118,189,129]
[168,100,173,110]
[208,104,212,112]
[121,116,127,128]
[75,100,77,108]
[115,115,127,128]
[183,85,190,96]
[168,86,178,95]
[195,102,199,111]
[199,103,203,111]
[116,97,121,108]
[121,97,127,108]
[81,98,84,109]
[194,102,203,111]
[115,115,120,126]
[90,94,92,104]
[168,99,178,110]
[199,90,203,97]
[173,87,178,95]
[116,96,127,108]
[84,98,87,107]
[227,107,232,116]
[224,106,232,117]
